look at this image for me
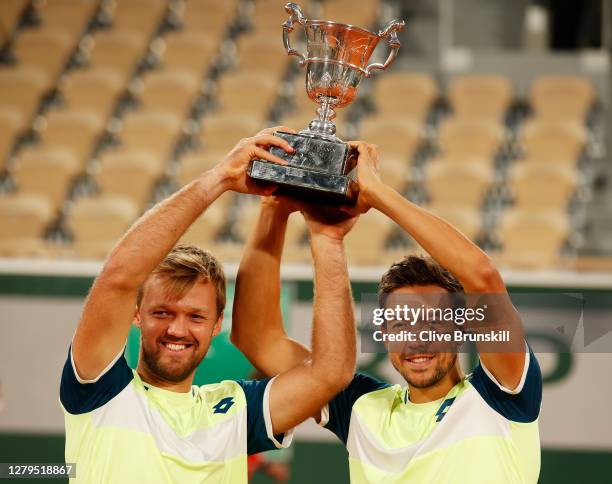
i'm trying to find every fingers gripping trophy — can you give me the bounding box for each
[248,2,405,203]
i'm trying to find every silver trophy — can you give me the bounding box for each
[249,2,405,203]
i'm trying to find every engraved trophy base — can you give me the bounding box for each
[248,131,358,204]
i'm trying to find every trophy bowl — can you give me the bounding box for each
[248,2,405,203]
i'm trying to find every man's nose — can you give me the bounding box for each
[167,315,189,338]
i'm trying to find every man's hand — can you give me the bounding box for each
[211,126,297,196]
[302,207,358,241]
[343,141,384,215]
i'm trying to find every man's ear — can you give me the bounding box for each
[133,306,142,328]
[212,314,224,337]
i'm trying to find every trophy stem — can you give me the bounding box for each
[305,96,338,139]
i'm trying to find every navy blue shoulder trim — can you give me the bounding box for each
[60,346,133,415]
[325,372,390,444]
[470,345,542,423]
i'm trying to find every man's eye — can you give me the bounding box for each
[154,311,170,317]
[191,314,204,320]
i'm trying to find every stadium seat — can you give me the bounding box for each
[424,161,493,208]
[448,74,513,122]
[373,73,438,122]
[437,118,504,162]
[69,194,139,259]
[426,203,482,241]
[530,75,596,123]
[0,0,30,39]
[13,146,81,210]
[13,28,74,79]
[178,149,228,186]
[97,149,166,208]
[322,0,380,27]
[137,69,201,118]
[359,117,423,162]
[180,192,235,246]
[60,68,125,119]
[215,71,279,119]
[161,31,219,78]
[110,0,168,38]
[117,110,183,158]
[233,200,307,245]
[0,108,27,167]
[0,66,52,121]
[0,192,54,257]
[37,110,106,165]
[520,120,586,166]
[37,0,99,38]
[508,162,577,210]
[199,114,263,153]
[345,210,394,265]
[180,0,238,36]
[235,35,288,77]
[497,209,569,268]
[378,158,411,192]
[86,30,149,81]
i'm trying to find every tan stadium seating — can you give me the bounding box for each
[14,28,74,79]
[235,35,288,77]
[233,200,307,245]
[322,0,379,27]
[530,75,596,123]
[424,161,493,208]
[448,75,513,122]
[110,0,168,38]
[0,66,52,121]
[161,31,219,78]
[178,149,228,186]
[359,116,423,162]
[180,0,238,36]
[13,146,81,210]
[520,120,586,166]
[38,0,99,38]
[69,195,139,259]
[0,0,29,38]
[0,108,27,167]
[37,110,106,165]
[86,30,149,81]
[60,68,125,119]
[497,209,569,268]
[181,192,234,246]
[373,73,438,122]
[378,158,411,192]
[117,111,183,158]
[96,149,166,208]
[0,193,54,256]
[437,118,504,162]
[508,162,577,210]
[345,210,394,265]
[137,69,201,118]
[199,114,263,153]
[215,71,279,119]
[426,203,482,241]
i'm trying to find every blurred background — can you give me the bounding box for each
[0,0,611,482]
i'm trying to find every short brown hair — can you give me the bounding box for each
[137,244,226,317]
[379,255,463,302]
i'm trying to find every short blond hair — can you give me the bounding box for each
[137,244,226,317]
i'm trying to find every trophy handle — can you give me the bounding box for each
[283,3,307,66]
[364,19,406,77]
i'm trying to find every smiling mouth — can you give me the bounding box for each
[402,354,435,369]
[160,342,194,352]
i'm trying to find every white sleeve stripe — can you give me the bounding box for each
[262,377,294,449]
[317,404,330,427]
[70,345,125,384]
[480,341,530,395]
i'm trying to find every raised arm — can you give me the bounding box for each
[351,142,525,389]
[267,211,357,434]
[72,131,294,380]
[231,197,311,376]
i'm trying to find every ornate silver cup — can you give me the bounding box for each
[249,2,405,203]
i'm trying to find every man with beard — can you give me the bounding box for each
[232,141,543,483]
[59,128,358,483]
